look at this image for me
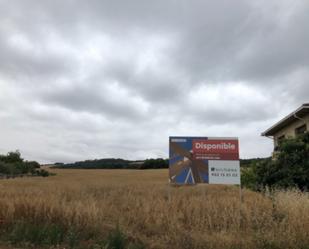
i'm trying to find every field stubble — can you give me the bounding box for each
[0,169,309,249]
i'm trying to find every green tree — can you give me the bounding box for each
[140,158,168,169]
[0,151,23,164]
[255,133,309,190]
[0,151,47,177]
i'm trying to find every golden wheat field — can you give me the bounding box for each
[0,169,309,249]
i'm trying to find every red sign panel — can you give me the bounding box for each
[192,139,239,160]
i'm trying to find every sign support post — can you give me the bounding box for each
[167,180,171,202]
[239,182,243,228]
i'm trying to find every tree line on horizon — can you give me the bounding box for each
[53,158,169,169]
[53,157,268,170]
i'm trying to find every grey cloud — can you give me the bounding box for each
[3,0,308,85]
[106,67,188,104]
[0,0,307,162]
[234,4,309,81]
[0,33,74,81]
[40,83,149,121]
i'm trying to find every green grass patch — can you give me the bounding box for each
[2,221,144,249]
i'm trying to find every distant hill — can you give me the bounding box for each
[52,158,169,169]
[52,157,267,170]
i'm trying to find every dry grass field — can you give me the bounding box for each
[0,169,309,249]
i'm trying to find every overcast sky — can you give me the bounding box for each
[0,0,308,163]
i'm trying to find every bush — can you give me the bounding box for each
[103,227,145,249]
[0,151,23,164]
[243,133,309,191]
[0,151,48,178]
[37,169,50,177]
[105,227,127,249]
[241,166,258,190]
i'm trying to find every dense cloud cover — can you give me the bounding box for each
[0,0,308,163]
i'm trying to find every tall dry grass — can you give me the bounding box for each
[0,169,308,249]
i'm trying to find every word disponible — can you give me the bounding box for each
[194,142,236,151]
[193,139,238,153]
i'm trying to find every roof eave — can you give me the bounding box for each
[261,105,309,137]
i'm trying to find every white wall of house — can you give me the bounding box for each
[273,113,309,147]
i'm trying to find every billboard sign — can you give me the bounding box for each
[169,137,240,185]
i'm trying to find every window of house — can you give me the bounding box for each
[277,135,285,146]
[295,124,307,135]
[277,135,285,141]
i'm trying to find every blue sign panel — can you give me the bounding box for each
[169,136,209,184]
